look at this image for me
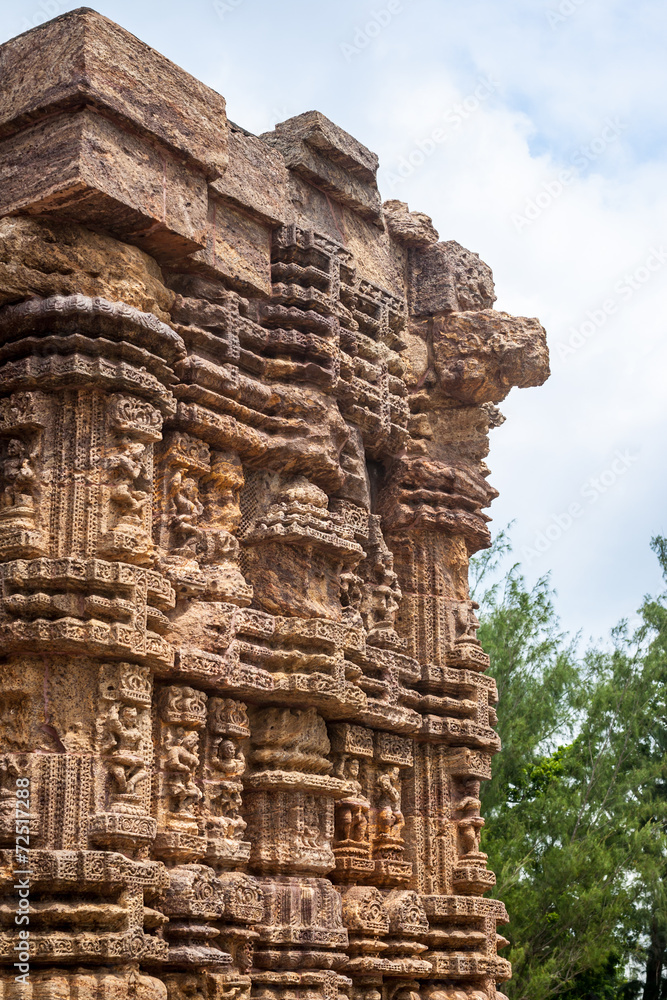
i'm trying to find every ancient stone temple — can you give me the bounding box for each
[0,9,549,1000]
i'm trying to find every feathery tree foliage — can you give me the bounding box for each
[473,533,667,1000]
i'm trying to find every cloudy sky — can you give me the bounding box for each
[3,0,666,642]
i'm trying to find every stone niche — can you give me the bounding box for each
[0,10,549,1000]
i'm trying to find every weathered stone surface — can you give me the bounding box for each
[0,11,548,1000]
[432,310,550,404]
[409,240,497,315]
[0,7,229,178]
[266,110,379,180]
[384,199,440,247]
[188,196,273,296]
[210,125,290,226]
[0,216,175,320]
[262,111,383,222]
[0,110,210,266]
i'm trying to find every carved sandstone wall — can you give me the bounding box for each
[0,10,549,1000]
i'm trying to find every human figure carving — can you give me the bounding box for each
[171,471,204,552]
[0,438,38,511]
[457,818,482,855]
[211,785,246,841]
[340,569,364,625]
[212,738,246,779]
[456,777,482,813]
[302,823,321,850]
[454,777,485,857]
[0,756,20,816]
[454,600,481,642]
[101,703,148,799]
[371,574,401,629]
[335,757,370,846]
[164,728,203,814]
[376,766,405,842]
[106,436,149,525]
[361,529,402,641]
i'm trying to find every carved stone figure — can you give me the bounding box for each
[335,758,370,848]
[376,766,405,845]
[0,756,19,819]
[164,728,203,814]
[0,11,550,1000]
[210,784,246,841]
[212,738,246,779]
[0,438,38,511]
[171,471,205,554]
[102,703,149,804]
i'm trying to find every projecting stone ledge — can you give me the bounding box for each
[431,310,550,404]
[0,9,548,1000]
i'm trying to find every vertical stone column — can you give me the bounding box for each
[0,234,182,997]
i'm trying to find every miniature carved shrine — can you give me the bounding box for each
[0,10,549,1000]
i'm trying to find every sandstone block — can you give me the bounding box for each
[0,216,175,321]
[0,110,209,266]
[262,111,383,222]
[409,240,497,314]
[432,309,550,403]
[0,7,229,178]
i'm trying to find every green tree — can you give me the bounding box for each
[632,537,667,1000]
[474,533,667,1000]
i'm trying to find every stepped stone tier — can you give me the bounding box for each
[0,9,549,1000]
